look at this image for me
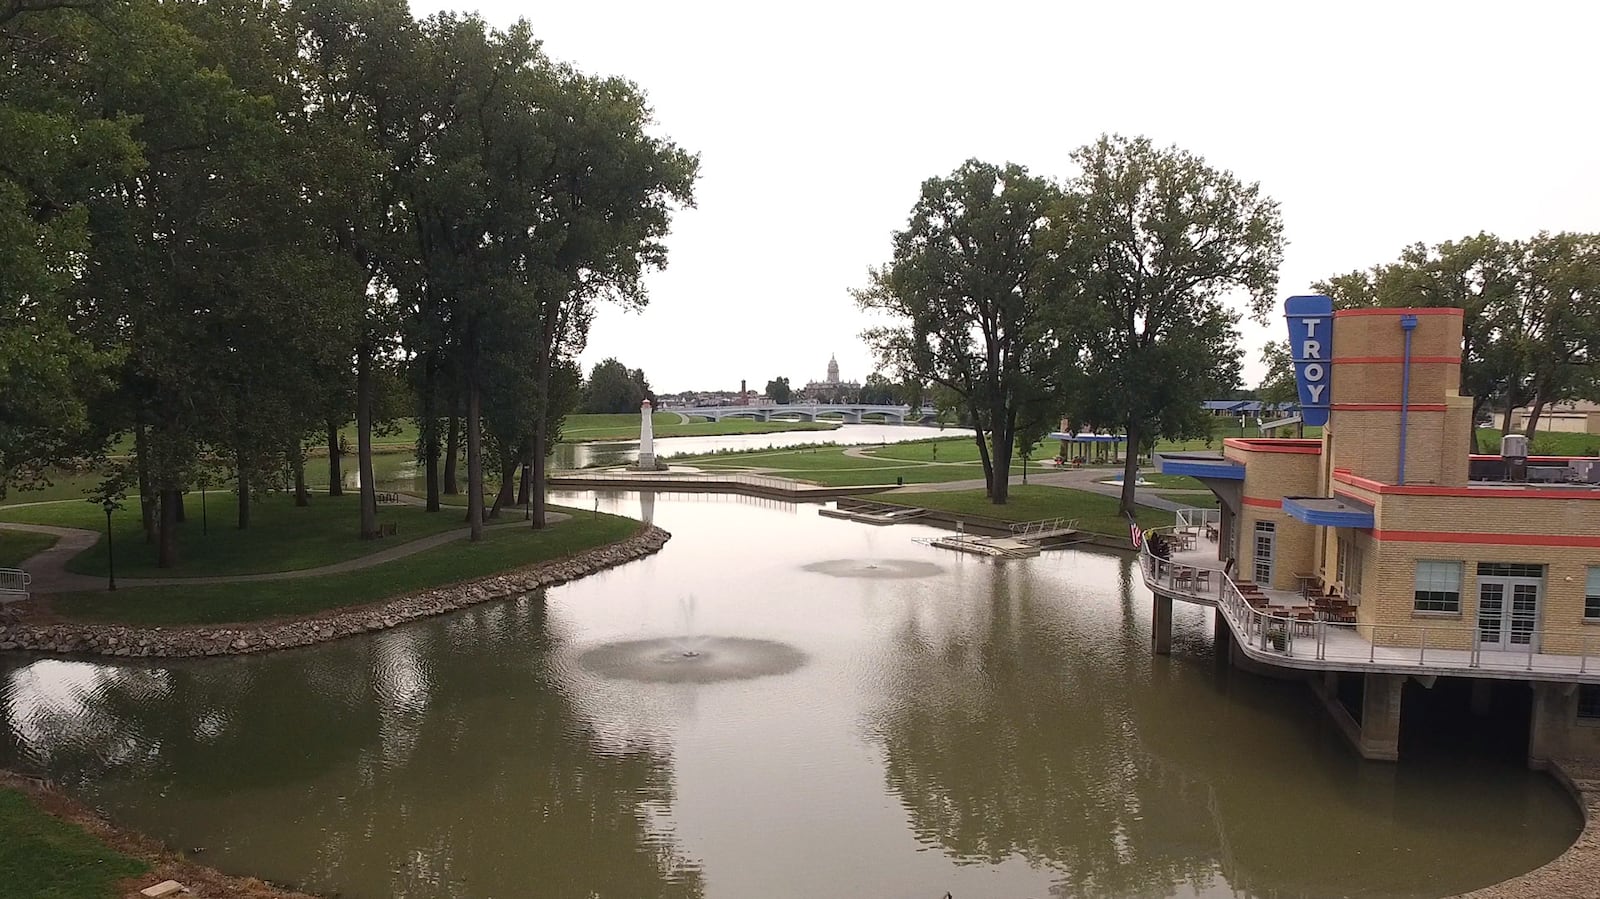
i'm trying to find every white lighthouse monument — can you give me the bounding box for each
[637,398,658,470]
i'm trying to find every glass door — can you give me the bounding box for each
[1477,575,1542,652]
[1252,521,1275,585]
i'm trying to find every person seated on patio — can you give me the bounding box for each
[1149,534,1171,560]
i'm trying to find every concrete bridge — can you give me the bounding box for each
[674,403,939,425]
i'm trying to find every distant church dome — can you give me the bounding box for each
[827,354,840,385]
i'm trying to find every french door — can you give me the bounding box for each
[1477,575,1541,652]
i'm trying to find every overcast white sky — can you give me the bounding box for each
[414,0,1600,393]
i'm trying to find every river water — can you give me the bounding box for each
[355,423,970,489]
[0,492,1580,898]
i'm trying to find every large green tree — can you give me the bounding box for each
[1061,135,1283,515]
[0,1,139,497]
[859,160,1068,504]
[1314,233,1522,452]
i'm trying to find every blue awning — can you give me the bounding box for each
[1282,496,1375,528]
[1156,453,1245,481]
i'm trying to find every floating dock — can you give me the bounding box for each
[926,534,1042,558]
[818,502,929,525]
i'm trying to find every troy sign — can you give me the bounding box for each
[1285,295,1334,426]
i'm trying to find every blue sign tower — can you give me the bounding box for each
[1285,295,1334,427]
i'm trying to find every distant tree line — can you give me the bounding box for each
[0,0,697,566]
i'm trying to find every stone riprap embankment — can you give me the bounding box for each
[0,526,668,659]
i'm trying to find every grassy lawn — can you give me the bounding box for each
[1155,491,1219,507]
[0,788,147,899]
[0,531,57,568]
[1095,472,1206,490]
[53,507,641,626]
[878,485,1170,537]
[1475,428,1600,456]
[0,494,465,579]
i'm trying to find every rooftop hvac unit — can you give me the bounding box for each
[1501,433,1529,482]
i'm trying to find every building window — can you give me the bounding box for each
[1580,685,1600,721]
[1477,562,1545,579]
[1587,567,1600,621]
[1414,561,1462,613]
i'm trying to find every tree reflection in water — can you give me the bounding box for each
[0,596,703,899]
[867,556,1578,899]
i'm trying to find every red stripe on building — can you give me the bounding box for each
[1242,496,1282,508]
[1371,529,1600,548]
[1330,403,1448,412]
[1329,356,1460,365]
[1333,469,1600,500]
[1332,308,1465,317]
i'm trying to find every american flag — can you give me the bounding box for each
[1128,518,1143,549]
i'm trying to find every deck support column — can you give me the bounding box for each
[1358,673,1404,761]
[1212,607,1229,650]
[1152,592,1173,655]
[1527,682,1569,770]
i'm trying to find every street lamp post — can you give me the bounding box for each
[102,499,116,592]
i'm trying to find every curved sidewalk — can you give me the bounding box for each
[0,510,569,595]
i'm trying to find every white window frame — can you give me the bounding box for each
[1413,560,1463,614]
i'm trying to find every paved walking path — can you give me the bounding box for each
[0,505,570,595]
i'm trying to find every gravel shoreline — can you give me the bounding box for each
[0,525,669,659]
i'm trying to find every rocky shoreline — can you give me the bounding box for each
[0,525,669,659]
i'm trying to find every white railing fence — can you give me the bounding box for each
[0,567,31,601]
[1139,527,1600,677]
[1175,507,1221,532]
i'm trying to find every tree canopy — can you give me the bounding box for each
[861,139,1282,509]
[0,0,696,563]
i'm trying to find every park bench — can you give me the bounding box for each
[0,568,31,604]
[375,491,403,505]
[379,522,399,538]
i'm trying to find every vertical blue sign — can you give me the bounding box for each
[1285,295,1333,426]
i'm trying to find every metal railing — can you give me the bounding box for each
[1138,527,1600,678]
[0,567,31,602]
[1175,507,1221,532]
[1010,517,1080,539]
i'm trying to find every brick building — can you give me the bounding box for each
[1149,297,1600,765]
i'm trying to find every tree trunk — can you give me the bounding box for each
[327,420,343,496]
[157,487,179,569]
[489,455,516,518]
[1524,385,1551,438]
[135,421,154,542]
[517,442,532,506]
[989,405,1015,506]
[530,359,554,529]
[532,417,548,529]
[966,400,994,497]
[465,381,485,540]
[1119,420,1142,517]
[423,418,441,512]
[291,441,310,507]
[1501,401,1516,438]
[357,342,379,539]
[174,492,186,523]
[236,448,251,530]
[443,412,460,495]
